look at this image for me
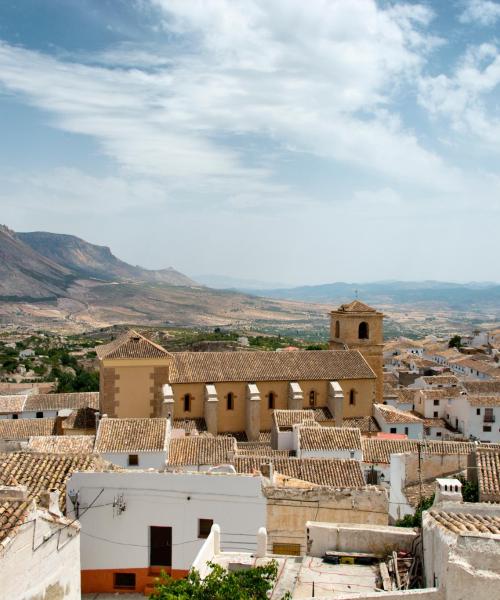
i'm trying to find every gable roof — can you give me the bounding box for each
[169,349,375,383]
[476,449,500,501]
[273,409,316,431]
[343,416,381,433]
[168,437,237,467]
[374,404,423,424]
[27,435,95,454]
[468,395,500,407]
[0,394,27,414]
[337,300,377,313]
[61,407,98,431]
[95,418,168,453]
[299,427,362,452]
[0,418,57,440]
[24,391,99,411]
[234,456,365,488]
[361,438,484,464]
[463,380,500,395]
[96,329,171,360]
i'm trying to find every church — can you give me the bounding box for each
[97,300,384,440]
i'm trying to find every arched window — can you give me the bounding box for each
[335,320,340,338]
[358,321,369,339]
[183,393,191,412]
[349,389,356,405]
[309,390,317,407]
[268,392,275,410]
[227,392,234,410]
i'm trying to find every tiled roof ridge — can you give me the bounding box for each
[96,329,171,360]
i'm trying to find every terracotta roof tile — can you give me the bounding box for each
[342,416,381,433]
[299,427,362,451]
[95,418,168,453]
[428,510,500,535]
[0,418,56,440]
[375,404,423,424]
[169,350,375,383]
[468,395,500,407]
[476,448,500,501]
[336,300,377,313]
[172,418,207,433]
[361,438,484,464]
[421,376,459,386]
[168,437,236,466]
[236,443,290,457]
[0,395,27,414]
[234,456,365,488]
[463,380,500,395]
[24,392,99,411]
[96,330,171,360]
[61,407,98,431]
[0,499,32,544]
[273,410,316,430]
[27,435,95,454]
[418,388,461,400]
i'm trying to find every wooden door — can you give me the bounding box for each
[150,526,172,567]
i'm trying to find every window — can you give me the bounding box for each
[36,411,43,418]
[335,320,340,338]
[349,389,356,406]
[268,392,275,410]
[433,399,439,406]
[309,390,317,407]
[358,321,369,340]
[433,411,438,418]
[436,431,442,437]
[404,427,409,435]
[128,454,139,466]
[390,427,397,434]
[227,392,234,410]
[183,393,191,412]
[198,518,213,539]
[12,414,18,419]
[483,425,492,432]
[114,573,136,590]
[477,408,481,416]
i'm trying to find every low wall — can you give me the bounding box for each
[309,589,442,600]
[306,521,418,557]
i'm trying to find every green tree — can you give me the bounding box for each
[458,475,479,502]
[448,335,462,349]
[396,495,435,528]
[150,561,290,600]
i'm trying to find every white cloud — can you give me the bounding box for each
[0,0,456,200]
[459,0,500,26]
[418,42,500,145]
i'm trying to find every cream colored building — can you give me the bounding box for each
[97,301,383,440]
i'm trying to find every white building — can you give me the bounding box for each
[373,404,424,439]
[0,391,99,420]
[0,487,81,600]
[445,393,500,442]
[294,425,363,460]
[94,416,170,468]
[67,469,266,595]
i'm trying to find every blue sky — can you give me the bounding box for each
[0,0,499,285]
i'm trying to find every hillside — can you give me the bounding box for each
[0,225,74,300]
[18,231,195,286]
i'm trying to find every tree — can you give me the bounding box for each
[396,495,434,528]
[150,561,290,600]
[448,335,462,349]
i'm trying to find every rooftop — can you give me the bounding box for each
[428,509,500,535]
[468,395,500,407]
[24,391,99,411]
[95,418,168,453]
[342,416,381,433]
[335,300,378,313]
[374,404,423,424]
[234,456,365,488]
[169,350,375,383]
[0,418,56,439]
[476,449,500,500]
[0,394,27,414]
[273,409,316,431]
[168,436,237,467]
[96,329,171,360]
[463,380,500,395]
[27,435,95,454]
[299,426,362,452]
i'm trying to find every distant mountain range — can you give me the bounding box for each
[239,280,500,308]
[193,274,289,290]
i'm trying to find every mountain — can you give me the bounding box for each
[0,225,74,300]
[18,231,195,287]
[241,280,500,309]
[193,274,289,290]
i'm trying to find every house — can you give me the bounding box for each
[67,469,267,595]
[166,436,237,471]
[373,403,424,439]
[94,417,170,469]
[0,391,99,420]
[97,301,384,441]
[0,486,81,600]
[294,426,363,460]
[445,392,500,442]
[27,435,95,454]
[0,418,57,448]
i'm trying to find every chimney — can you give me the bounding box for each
[55,416,64,436]
[260,461,274,482]
[328,381,344,427]
[0,485,28,502]
[39,489,62,517]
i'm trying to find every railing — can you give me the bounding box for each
[484,414,496,423]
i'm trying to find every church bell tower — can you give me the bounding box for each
[329,300,384,403]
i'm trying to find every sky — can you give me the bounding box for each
[0,0,499,286]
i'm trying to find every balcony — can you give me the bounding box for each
[484,414,496,423]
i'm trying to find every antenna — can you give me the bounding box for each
[355,289,358,299]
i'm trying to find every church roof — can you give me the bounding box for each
[96,330,172,360]
[337,300,377,313]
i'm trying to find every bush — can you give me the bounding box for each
[396,495,434,528]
